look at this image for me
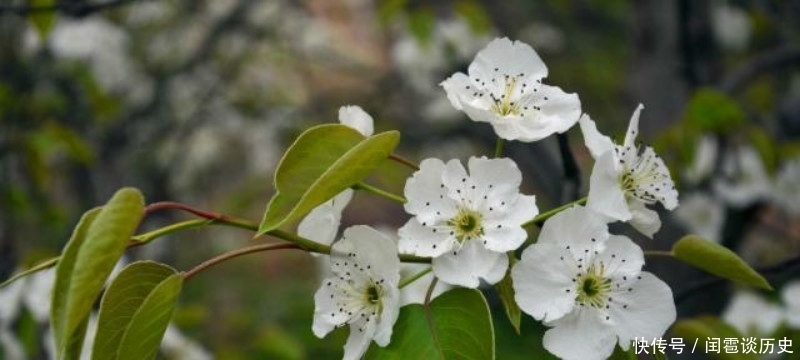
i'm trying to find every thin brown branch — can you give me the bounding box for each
[183,243,302,281]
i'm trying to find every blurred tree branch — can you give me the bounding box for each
[721,46,800,94]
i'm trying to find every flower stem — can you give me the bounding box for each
[399,267,432,289]
[494,139,505,158]
[389,153,420,171]
[352,182,407,204]
[643,250,674,257]
[522,197,587,228]
[183,243,302,281]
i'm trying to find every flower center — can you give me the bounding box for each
[448,208,484,243]
[618,147,669,204]
[576,265,612,308]
[366,285,381,304]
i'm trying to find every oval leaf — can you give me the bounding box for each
[257,124,400,235]
[116,267,182,360]
[92,261,180,360]
[365,288,494,360]
[51,188,145,357]
[672,235,772,290]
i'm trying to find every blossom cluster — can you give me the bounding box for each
[305,37,684,360]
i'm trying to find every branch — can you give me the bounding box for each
[721,47,800,93]
[183,243,302,281]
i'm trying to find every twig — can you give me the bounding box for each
[389,153,420,171]
[183,243,301,281]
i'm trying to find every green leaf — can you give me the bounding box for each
[117,273,182,360]
[0,256,58,289]
[365,288,494,360]
[672,235,772,290]
[51,188,145,358]
[257,124,399,236]
[494,253,521,334]
[28,0,56,40]
[608,344,636,360]
[93,261,181,360]
[671,316,755,360]
[682,88,747,133]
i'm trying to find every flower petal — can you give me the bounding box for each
[343,317,378,360]
[622,104,644,149]
[312,279,350,338]
[578,113,615,159]
[403,158,457,224]
[543,308,617,360]
[594,235,644,282]
[440,72,472,111]
[513,242,578,322]
[538,206,609,261]
[398,218,453,257]
[298,189,353,248]
[587,152,632,221]
[468,37,548,86]
[432,240,507,287]
[607,272,676,349]
[373,286,400,346]
[468,157,522,196]
[334,226,401,284]
[338,105,374,136]
[627,199,661,238]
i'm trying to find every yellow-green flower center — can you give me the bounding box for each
[576,264,612,308]
[448,208,484,243]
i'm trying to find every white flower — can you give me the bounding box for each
[512,206,676,360]
[781,281,800,329]
[770,158,800,216]
[684,135,718,185]
[712,145,770,208]
[722,291,783,336]
[673,192,724,243]
[579,105,679,238]
[338,105,374,137]
[298,190,354,251]
[298,105,373,249]
[441,37,581,142]
[313,226,401,360]
[398,157,538,287]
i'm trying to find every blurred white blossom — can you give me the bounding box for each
[713,146,770,208]
[722,291,782,336]
[673,192,724,243]
[770,158,800,216]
